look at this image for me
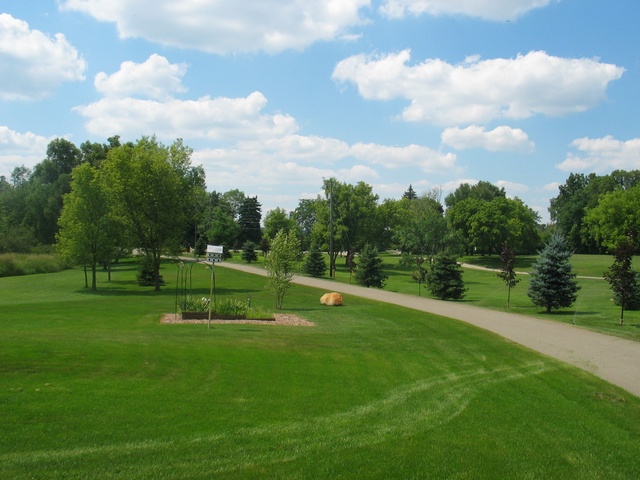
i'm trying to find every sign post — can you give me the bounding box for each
[206,245,224,329]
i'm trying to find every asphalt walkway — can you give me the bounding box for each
[218,262,640,397]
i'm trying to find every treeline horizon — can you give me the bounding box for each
[1,136,638,264]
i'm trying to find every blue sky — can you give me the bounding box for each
[1,1,639,222]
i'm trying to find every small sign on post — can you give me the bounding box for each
[206,245,224,328]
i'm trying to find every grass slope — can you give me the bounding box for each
[1,260,640,478]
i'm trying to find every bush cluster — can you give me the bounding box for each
[0,254,67,277]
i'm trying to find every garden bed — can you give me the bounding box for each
[181,312,250,320]
[161,313,314,326]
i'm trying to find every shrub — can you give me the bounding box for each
[0,254,66,277]
[215,298,248,316]
[178,295,211,313]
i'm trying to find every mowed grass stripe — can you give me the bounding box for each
[1,260,640,478]
[1,362,552,473]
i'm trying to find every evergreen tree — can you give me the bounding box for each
[604,239,640,325]
[355,244,388,288]
[426,253,467,300]
[303,245,327,277]
[402,184,417,201]
[527,233,580,313]
[241,241,258,263]
[238,196,262,245]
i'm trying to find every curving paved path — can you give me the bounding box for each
[217,261,640,398]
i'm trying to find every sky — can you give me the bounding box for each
[1,1,639,223]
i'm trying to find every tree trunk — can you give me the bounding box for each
[154,253,162,291]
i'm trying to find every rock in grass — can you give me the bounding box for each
[320,292,343,306]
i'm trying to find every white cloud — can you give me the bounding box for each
[95,54,187,100]
[543,182,560,192]
[0,126,51,175]
[350,142,457,173]
[495,180,529,197]
[332,50,625,126]
[556,135,640,173]
[0,14,86,100]
[441,125,534,153]
[381,0,553,21]
[75,92,298,141]
[60,0,369,54]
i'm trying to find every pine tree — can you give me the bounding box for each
[241,241,258,263]
[355,244,388,288]
[303,245,327,277]
[527,233,580,313]
[426,253,467,300]
[402,184,417,201]
[238,196,262,245]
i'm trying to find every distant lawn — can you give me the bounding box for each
[225,250,638,341]
[2,260,640,478]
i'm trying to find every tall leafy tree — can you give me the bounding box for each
[263,207,297,242]
[549,171,639,253]
[444,180,505,209]
[102,136,197,290]
[56,163,116,290]
[315,178,381,269]
[395,192,447,259]
[265,229,301,309]
[584,184,640,252]
[291,198,320,251]
[207,206,239,249]
[527,233,580,313]
[24,138,83,245]
[447,195,540,255]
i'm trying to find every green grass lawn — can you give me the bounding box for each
[228,251,639,341]
[2,259,640,478]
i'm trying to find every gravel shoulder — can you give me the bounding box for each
[217,261,640,398]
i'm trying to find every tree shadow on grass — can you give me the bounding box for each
[76,284,261,298]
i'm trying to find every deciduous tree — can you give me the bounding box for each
[604,239,640,325]
[102,136,196,290]
[497,243,520,307]
[56,163,116,290]
[265,229,301,309]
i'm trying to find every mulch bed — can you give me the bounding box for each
[160,313,314,326]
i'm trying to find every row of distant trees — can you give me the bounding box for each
[1,136,639,288]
